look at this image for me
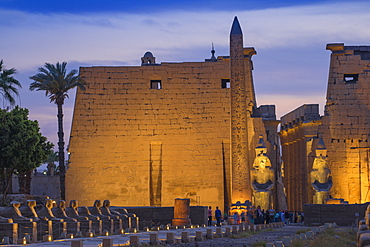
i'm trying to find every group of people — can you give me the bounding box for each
[208,206,222,227]
[207,205,304,226]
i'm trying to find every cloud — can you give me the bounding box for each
[0,1,369,146]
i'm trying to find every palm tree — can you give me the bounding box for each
[0,60,22,106]
[29,62,86,199]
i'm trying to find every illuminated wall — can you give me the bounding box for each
[66,19,280,211]
[320,44,370,204]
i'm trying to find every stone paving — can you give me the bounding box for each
[2,223,317,247]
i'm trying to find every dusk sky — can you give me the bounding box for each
[1,0,370,151]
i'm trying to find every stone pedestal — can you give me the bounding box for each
[51,221,67,240]
[66,221,80,235]
[101,219,114,235]
[17,221,37,243]
[171,198,191,226]
[0,222,18,244]
[37,220,52,241]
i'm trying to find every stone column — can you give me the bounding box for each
[172,198,191,226]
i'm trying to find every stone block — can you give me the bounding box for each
[71,240,83,247]
[281,236,292,246]
[274,241,285,247]
[181,231,189,243]
[149,233,158,245]
[216,227,223,237]
[225,227,231,237]
[266,243,276,247]
[166,232,175,244]
[359,232,370,247]
[206,228,213,239]
[195,231,203,241]
[102,238,113,247]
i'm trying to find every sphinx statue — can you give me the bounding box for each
[51,200,78,223]
[77,204,103,236]
[36,199,63,222]
[88,200,114,234]
[65,200,89,221]
[19,200,40,222]
[310,138,332,204]
[0,201,32,223]
[250,135,275,210]
[101,200,130,229]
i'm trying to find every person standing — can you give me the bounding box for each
[208,206,213,226]
[215,206,222,227]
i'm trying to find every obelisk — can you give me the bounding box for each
[230,16,251,203]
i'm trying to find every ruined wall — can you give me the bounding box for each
[320,44,370,204]
[66,59,233,208]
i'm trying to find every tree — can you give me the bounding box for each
[44,151,58,176]
[0,107,53,202]
[29,62,86,200]
[0,60,22,106]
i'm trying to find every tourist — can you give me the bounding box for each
[240,211,245,223]
[208,206,212,226]
[248,209,254,225]
[215,206,222,227]
[233,212,240,225]
[265,209,270,224]
[274,212,279,222]
[255,206,263,224]
[284,211,289,224]
[280,210,285,224]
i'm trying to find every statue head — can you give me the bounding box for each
[27,200,37,208]
[253,154,271,169]
[45,199,53,209]
[94,200,102,208]
[103,200,111,207]
[58,200,66,210]
[69,200,78,208]
[312,155,328,171]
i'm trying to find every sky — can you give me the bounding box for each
[1,0,370,155]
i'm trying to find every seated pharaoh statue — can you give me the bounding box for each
[250,136,275,210]
[0,201,32,222]
[36,199,63,221]
[51,200,78,222]
[310,138,332,204]
[19,200,40,222]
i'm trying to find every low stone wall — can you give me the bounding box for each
[304,203,370,226]
[12,175,60,199]
[119,206,207,229]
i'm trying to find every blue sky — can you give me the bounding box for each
[1,0,370,152]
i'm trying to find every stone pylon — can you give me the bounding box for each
[230,16,257,203]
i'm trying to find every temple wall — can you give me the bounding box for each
[67,60,234,209]
[321,44,370,204]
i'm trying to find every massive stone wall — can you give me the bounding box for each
[320,44,370,204]
[66,18,278,211]
[67,59,235,208]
